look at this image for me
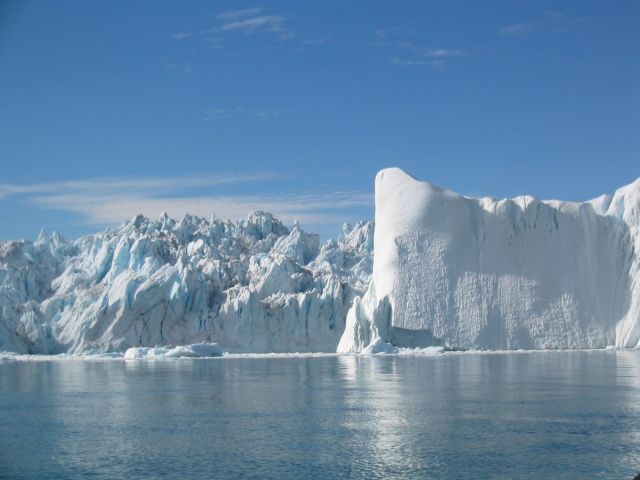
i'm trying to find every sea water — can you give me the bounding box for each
[1,351,639,479]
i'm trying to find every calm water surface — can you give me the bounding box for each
[1,351,640,479]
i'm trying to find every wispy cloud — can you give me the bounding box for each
[173,7,295,43]
[391,58,430,67]
[387,40,466,69]
[371,27,465,68]
[203,106,291,122]
[216,8,264,20]
[213,15,287,35]
[202,108,232,121]
[171,32,194,40]
[0,173,276,200]
[499,22,535,36]
[498,10,583,37]
[0,173,372,229]
[169,6,334,57]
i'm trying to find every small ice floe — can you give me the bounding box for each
[359,337,446,356]
[360,337,397,354]
[124,342,223,359]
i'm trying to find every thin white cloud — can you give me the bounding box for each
[391,43,465,68]
[203,106,291,122]
[215,15,285,33]
[419,48,465,58]
[216,8,264,20]
[29,192,372,227]
[0,174,372,228]
[391,58,429,67]
[199,9,294,41]
[239,107,290,119]
[499,22,535,36]
[498,10,571,37]
[173,8,321,47]
[0,173,276,199]
[372,29,465,69]
[172,32,194,40]
[203,108,233,121]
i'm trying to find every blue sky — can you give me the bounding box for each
[1,1,638,240]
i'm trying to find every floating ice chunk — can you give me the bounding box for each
[124,343,223,359]
[163,343,224,358]
[360,337,397,354]
[396,346,446,356]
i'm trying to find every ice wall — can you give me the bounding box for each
[338,168,640,352]
[0,213,373,354]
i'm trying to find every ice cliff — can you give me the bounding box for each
[0,212,373,354]
[338,168,640,352]
[3,168,639,356]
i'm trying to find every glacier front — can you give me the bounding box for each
[338,168,640,352]
[3,168,640,356]
[0,212,372,354]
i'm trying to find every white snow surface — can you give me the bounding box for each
[338,168,640,353]
[0,212,373,354]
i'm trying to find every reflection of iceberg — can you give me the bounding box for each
[340,168,640,352]
[616,350,640,389]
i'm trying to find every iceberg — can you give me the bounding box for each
[338,168,640,352]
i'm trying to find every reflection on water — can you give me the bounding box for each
[1,351,640,479]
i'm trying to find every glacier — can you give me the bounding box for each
[338,168,640,353]
[2,168,639,356]
[0,212,372,354]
